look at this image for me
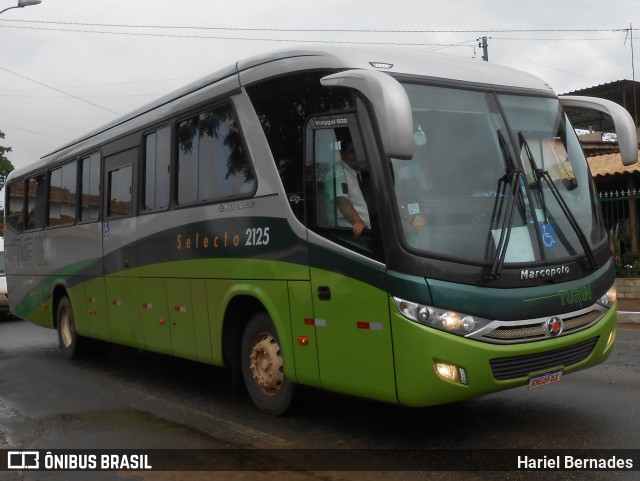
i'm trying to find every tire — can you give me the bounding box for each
[241,312,296,416]
[57,296,84,359]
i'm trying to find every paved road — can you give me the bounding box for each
[0,317,638,481]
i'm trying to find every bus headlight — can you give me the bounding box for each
[393,297,490,336]
[596,286,617,308]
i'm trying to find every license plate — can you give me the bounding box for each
[528,368,563,389]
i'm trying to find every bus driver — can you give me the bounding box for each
[326,139,371,237]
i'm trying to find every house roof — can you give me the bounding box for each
[588,152,640,177]
[562,80,640,132]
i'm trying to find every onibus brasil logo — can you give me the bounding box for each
[6,450,152,471]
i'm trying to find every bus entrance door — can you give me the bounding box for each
[305,115,397,403]
[309,264,396,403]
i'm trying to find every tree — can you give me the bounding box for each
[0,129,15,190]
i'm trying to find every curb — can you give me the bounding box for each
[617,311,640,324]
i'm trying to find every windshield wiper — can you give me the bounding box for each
[518,133,598,271]
[485,130,521,281]
[487,168,521,280]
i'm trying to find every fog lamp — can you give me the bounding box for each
[435,362,458,382]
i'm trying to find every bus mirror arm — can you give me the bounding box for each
[321,70,415,160]
[559,95,639,166]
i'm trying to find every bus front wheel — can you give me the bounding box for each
[57,297,83,359]
[241,312,295,415]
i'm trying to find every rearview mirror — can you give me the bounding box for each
[321,69,414,160]
[560,96,638,166]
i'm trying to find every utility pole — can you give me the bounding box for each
[478,36,489,62]
[630,23,637,126]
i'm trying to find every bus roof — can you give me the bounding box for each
[237,46,553,92]
[9,46,554,180]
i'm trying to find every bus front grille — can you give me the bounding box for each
[489,337,599,381]
[480,309,602,344]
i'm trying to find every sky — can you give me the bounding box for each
[0,0,637,173]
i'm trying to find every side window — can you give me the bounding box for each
[107,165,132,218]
[177,116,198,205]
[144,126,171,211]
[81,152,101,222]
[312,128,340,228]
[26,173,46,231]
[246,71,353,222]
[6,181,25,233]
[177,104,254,205]
[306,116,383,261]
[49,161,77,227]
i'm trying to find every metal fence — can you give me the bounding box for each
[599,189,640,255]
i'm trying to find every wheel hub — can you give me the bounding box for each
[249,333,284,395]
[60,309,73,348]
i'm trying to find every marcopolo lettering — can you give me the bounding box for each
[218,199,255,213]
[520,265,570,280]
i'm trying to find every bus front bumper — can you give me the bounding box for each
[391,302,617,407]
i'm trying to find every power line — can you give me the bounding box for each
[0,19,633,48]
[0,65,121,115]
[0,21,632,51]
[427,38,478,53]
[0,19,631,34]
[492,36,626,41]
[490,46,607,79]
[0,93,161,99]
[0,111,84,133]
[0,77,195,94]
[0,123,71,141]
[0,23,465,46]
[2,22,626,46]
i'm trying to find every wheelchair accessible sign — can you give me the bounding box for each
[539,223,558,250]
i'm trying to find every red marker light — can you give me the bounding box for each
[297,336,309,346]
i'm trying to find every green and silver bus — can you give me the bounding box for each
[5,47,638,415]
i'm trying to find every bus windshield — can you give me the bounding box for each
[392,83,605,266]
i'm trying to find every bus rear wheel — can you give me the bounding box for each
[241,312,295,415]
[57,296,83,359]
